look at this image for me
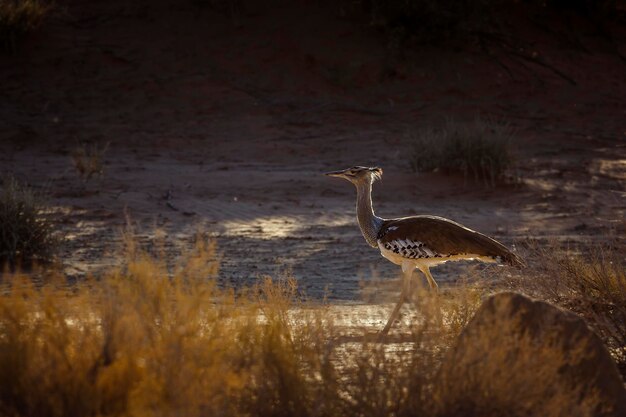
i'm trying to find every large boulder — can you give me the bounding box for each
[434,292,626,417]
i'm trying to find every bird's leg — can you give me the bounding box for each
[379,288,407,337]
[421,267,439,291]
[379,264,413,338]
[418,267,443,326]
[409,273,422,309]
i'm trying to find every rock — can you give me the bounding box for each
[434,292,626,417]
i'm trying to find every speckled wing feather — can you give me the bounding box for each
[377,215,523,267]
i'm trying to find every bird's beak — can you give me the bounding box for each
[324,169,346,178]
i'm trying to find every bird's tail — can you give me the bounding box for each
[474,232,525,268]
[501,249,525,268]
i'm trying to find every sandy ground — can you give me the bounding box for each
[1,0,625,309]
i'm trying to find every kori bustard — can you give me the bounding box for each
[326,166,522,335]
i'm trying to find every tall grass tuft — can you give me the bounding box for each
[71,142,109,182]
[409,117,516,186]
[0,175,58,268]
[0,0,53,53]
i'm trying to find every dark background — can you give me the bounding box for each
[1,0,625,299]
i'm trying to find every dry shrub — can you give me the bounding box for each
[0,233,488,417]
[409,117,516,186]
[364,0,497,47]
[340,285,485,417]
[71,142,109,182]
[510,244,626,377]
[2,227,623,415]
[0,0,53,53]
[6,226,622,416]
[361,0,622,51]
[529,0,620,22]
[0,237,335,417]
[0,175,58,267]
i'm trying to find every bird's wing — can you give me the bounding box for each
[377,215,523,267]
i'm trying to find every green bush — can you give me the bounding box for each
[0,0,53,53]
[0,176,58,267]
[409,118,516,185]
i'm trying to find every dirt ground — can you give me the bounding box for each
[1,0,625,307]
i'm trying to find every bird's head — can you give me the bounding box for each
[324,166,383,185]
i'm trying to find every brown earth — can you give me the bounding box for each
[1,0,625,306]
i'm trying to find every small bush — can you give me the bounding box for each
[364,0,497,47]
[362,0,622,49]
[409,117,516,185]
[71,142,109,181]
[0,0,53,53]
[0,175,58,267]
[510,244,626,378]
[534,0,618,17]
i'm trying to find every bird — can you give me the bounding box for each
[325,166,523,335]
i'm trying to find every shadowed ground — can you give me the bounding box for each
[1,0,624,301]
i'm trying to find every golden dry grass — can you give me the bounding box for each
[0,233,485,417]
[1,227,624,416]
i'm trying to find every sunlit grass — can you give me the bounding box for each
[1,229,623,416]
[0,232,483,417]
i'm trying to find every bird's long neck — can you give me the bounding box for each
[355,181,383,247]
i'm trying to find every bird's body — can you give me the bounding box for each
[378,220,498,269]
[325,166,522,335]
[377,215,521,268]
